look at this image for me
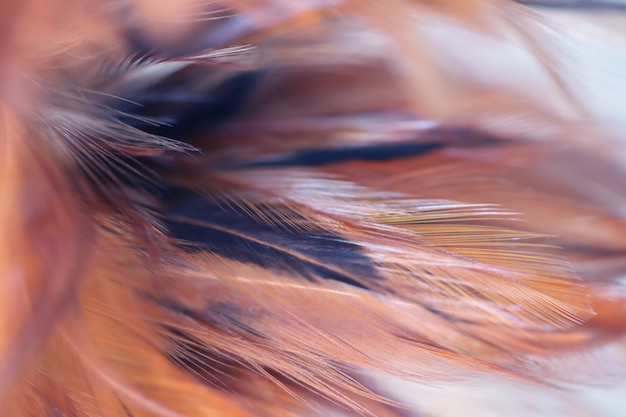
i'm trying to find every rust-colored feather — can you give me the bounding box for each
[2,1,626,417]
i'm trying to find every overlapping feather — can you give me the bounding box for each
[1,0,626,417]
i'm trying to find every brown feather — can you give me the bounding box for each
[2,1,626,417]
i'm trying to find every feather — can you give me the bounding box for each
[2,0,626,416]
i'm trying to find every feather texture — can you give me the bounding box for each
[1,0,626,416]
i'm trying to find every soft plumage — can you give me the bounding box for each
[1,1,626,416]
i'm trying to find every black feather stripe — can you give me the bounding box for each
[165,190,382,289]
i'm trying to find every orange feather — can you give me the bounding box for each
[1,1,626,416]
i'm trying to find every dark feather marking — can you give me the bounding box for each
[237,143,444,167]
[85,67,261,196]
[163,326,242,386]
[154,297,269,342]
[220,128,502,168]
[114,70,263,140]
[164,190,381,289]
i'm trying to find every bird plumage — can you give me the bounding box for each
[1,1,626,416]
